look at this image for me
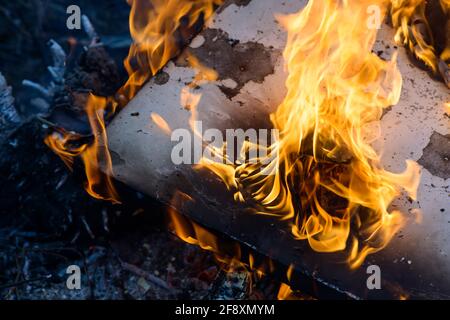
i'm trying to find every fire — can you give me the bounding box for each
[197,0,421,268]
[41,0,434,298]
[391,0,450,86]
[277,283,293,300]
[151,112,172,135]
[168,191,279,291]
[276,264,304,300]
[276,282,311,300]
[46,0,222,202]
[44,0,428,284]
[44,132,85,170]
[45,94,119,203]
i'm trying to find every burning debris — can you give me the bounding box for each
[418,131,450,179]
[103,0,449,299]
[1,0,449,301]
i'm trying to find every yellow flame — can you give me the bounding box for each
[277,282,311,300]
[44,132,86,169]
[123,0,222,100]
[391,0,450,80]
[46,95,120,203]
[277,283,294,300]
[151,112,172,135]
[46,0,222,202]
[167,190,278,288]
[198,0,421,268]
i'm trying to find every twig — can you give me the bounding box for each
[120,261,174,292]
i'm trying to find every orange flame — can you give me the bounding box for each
[391,0,450,84]
[123,0,222,100]
[277,283,293,300]
[198,0,421,268]
[45,94,119,203]
[81,95,120,203]
[44,132,85,170]
[151,112,172,135]
[46,0,223,202]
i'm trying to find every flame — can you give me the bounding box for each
[277,282,310,300]
[151,112,172,135]
[44,0,426,274]
[198,0,421,268]
[391,0,450,84]
[44,132,85,169]
[82,95,121,202]
[46,0,222,202]
[277,264,313,300]
[276,264,302,300]
[46,94,120,203]
[123,0,222,100]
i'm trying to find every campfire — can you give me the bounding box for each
[2,0,447,300]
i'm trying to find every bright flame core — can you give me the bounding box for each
[46,0,222,202]
[44,0,425,270]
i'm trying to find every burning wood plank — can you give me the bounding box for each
[17,0,431,299]
[104,0,449,299]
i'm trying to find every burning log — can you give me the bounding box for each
[104,0,449,299]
